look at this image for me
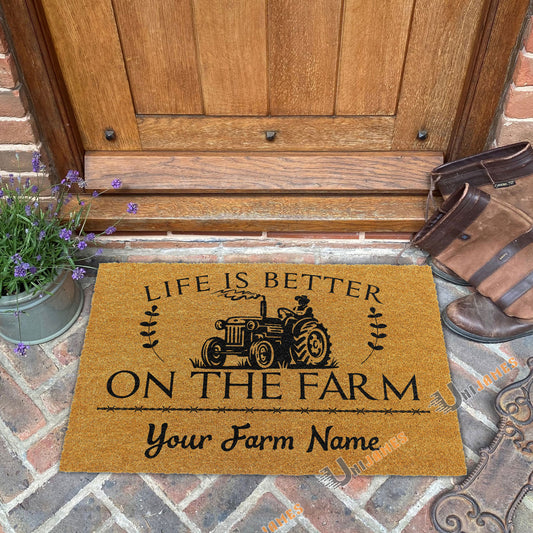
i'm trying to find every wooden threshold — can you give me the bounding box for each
[71,193,431,233]
[81,151,442,232]
[85,151,442,194]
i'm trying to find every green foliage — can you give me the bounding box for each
[0,154,136,297]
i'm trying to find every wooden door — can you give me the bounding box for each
[33,0,529,231]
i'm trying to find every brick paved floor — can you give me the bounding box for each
[1,239,532,533]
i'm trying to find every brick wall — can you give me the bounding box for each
[494,15,533,145]
[0,21,40,177]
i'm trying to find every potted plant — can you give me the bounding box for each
[0,153,137,355]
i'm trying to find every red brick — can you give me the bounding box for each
[26,423,67,473]
[0,117,36,144]
[0,367,46,440]
[40,368,78,415]
[0,338,57,389]
[363,232,414,241]
[0,438,33,503]
[184,476,264,531]
[127,253,218,263]
[93,240,127,249]
[0,54,18,88]
[232,492,298,533]
[221,239,277,248]
[171,231,263,238]
[495,117,533,145]
[402,500,435,533]
[266,232,362,239]
[339,475,373,500]
[149,474,201,505]
[221,252,315,263]
[276,476,375,533]
[0,86,27,117]
[505,85,533,119]
[513,51,533,87]
[126,240,219,249]
[52,317,88,366]
[0,150,38,172]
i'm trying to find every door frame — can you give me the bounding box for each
[0,0,529,180]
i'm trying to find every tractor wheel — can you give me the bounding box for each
[201,337,226,368]
[291,320,331,366]
[249,340,276,369]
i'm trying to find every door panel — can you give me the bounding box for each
[267,0,342,115]
[392,0,488,150]
[113,0,203,115]
[137,116,393,151]
[41,0,140,150]
[336,0,414,116]
[194,0,268,115]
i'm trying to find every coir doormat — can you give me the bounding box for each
[60,263,466,476]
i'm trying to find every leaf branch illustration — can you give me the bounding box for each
[140,305,163,361]
[361,307,387,364]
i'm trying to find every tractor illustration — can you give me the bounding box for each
[201,295,331,369]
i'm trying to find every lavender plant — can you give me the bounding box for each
[0,153,137,355]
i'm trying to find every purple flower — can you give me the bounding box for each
[72,267,86,280]
[59,228,72,240]
[77,240,88,250]
[65,170,80,183]
[104,226,116,235]
[85,233,95,241]
[14,343,28,357]
[64,193,73,205]
[32,152,41,172]
[31,185,39,194]
[0,190,3,198]
[28,266,37,275]
[92,191,99,198]
[25,205,31,216]
[126,202,138,214]
[11,253,22,264]
[96,248,103,256]
[51,185,60,195]
[38,230,46,241]
[111,178,122,189]
[36,254,41,261]
[6,197,13,206]
[14,264,28,277]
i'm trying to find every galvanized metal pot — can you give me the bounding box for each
[0,270,84,345]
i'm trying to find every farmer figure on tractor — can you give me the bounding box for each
[278,295,313,324]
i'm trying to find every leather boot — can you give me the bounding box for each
[426,142,533,284]
[431,141,533,213]
[442,292,533,343]
[413,183,533,320]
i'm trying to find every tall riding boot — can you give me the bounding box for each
[441,292,533,343]
[426,142,533,284]
[413,183,533,321]
[431,141,533,212]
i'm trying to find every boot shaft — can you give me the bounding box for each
[413,184,533,320]
[431,142,533,216]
